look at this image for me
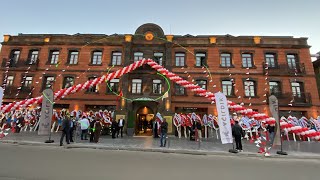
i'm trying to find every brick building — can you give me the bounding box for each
[313,52,320,99]
[1,23,319,135]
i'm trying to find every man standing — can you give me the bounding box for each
[111,119,118,139]
[160,119,168,147]
[69,115,76,142]
[195,120,202,142]
[117,117,125,138]
[232,120,244,152]
[60,115,70,146]
[79,115,89,140]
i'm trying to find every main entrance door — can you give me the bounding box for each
[135,106,154,136]
[132,100,158,136]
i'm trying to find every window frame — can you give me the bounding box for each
[28,50,39,65]
[265,53,277,68]
[106,78,120,94]
[269,81,282,96]
[23,76,33,88]
[86,76,99,93]
[131,79,142,94]
[154,52,164,65]
[6,75,15,87]
[152,79,162,94]
[91,51,103,65]
[111,52,122,66]
[175,52,186,67]
[49,50,60,65]
[195,52,207,67]
[133,52,143,62]
[220,53,233,68]
[287,54,298,69]
[221,80,235,97]
[241,53,254,68]
[68,51,79,65]
[43,76,55,90]
[244,80,256,97]
[291,81,304,97]
[62,76,75,89]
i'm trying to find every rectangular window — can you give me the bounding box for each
[195,53,206,67]
[134,52,143,62]
[242,53,253,68]
[175,53,185,66]
[92,51,102,65]
[287,54,297,69]
[132,79,142,94]
[6,75,14,86]
[152,79,162,94]
[154,52,163,65]
[265,53,276,68]
[196,80,207,90]
[220,53,232,67]
[49,51,59,64]
[107,79,119,93]
[23,76,33,87]
[112,52,122,65]
[44,76,55,89]
[244,81,255,97]
[291,82,302,97]
[174,84,185,95]
[11,50,20,63]
[87,77,98,93]
[29,50,39,64]
[222,80,234,96]
[63,77,74,89]
[68,51,79,65]
[269,81,281,95]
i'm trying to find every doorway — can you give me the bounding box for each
[135,106,154,136]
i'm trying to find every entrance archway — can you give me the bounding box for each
[135,105,155,136]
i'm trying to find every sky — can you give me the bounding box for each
[0,0,319,56]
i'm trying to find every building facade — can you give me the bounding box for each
[313,52,320,100]
[1,23,319,135]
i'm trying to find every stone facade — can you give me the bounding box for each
[1,23,320,135]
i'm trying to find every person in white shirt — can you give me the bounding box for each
[79,116,90,140]
[117,117,125,138]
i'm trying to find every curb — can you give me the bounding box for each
[1,140,320,160]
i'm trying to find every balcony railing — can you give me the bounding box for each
[1,58,39,70]
[263,62,306,76]
[3,86,34,99]
[268,92,312,107]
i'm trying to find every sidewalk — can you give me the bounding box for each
[1,131,320,159]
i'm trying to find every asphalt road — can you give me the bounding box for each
[0,143,318,180]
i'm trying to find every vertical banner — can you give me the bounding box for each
[0,87,3,110]
[215,92,233,144]
[38,89,54,135]
[268,95,281,146]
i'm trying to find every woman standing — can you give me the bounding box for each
[94,117,102,143]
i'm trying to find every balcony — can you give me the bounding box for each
[263,62,306,76]
[1,58,39,70]
[3,86,34,99]
[268,92,312,107]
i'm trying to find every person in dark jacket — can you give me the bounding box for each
[89,117,96,142]
[111,119,118,139]
[232,120,244,152]
[160,119,168,147]
[94,118,102,143]
[60,116,71,146]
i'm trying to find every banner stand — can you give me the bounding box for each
[45,130,54,143]
[269,95,287,155]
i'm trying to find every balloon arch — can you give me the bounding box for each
[1,59,320,140]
